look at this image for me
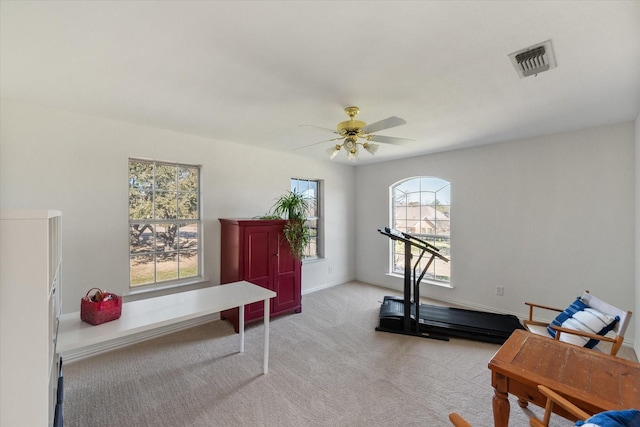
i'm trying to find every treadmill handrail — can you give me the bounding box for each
[384,227,437,250]
[378,227,449,262]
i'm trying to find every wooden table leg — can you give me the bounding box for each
[492,373,510,427]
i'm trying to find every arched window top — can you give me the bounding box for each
[390,176,451,283]
[392,176,451,205]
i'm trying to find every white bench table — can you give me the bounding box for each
[57,281,277,374]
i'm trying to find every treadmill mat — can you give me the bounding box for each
[378,297,525,343]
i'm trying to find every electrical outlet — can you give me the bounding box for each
[496,286,504,296]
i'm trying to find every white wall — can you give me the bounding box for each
[0,100,356,314]
[356,122,636,345]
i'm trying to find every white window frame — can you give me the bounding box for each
[128,159,202,290]
[390,176,451,284]
[291,178,322,261]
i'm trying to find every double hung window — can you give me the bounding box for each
[291,178,321,260]
[129,159,201,288]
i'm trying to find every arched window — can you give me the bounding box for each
[391,177,451,283]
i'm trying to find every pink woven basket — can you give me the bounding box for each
[80,288,122,325]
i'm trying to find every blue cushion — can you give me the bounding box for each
[547,297,588,337]
[560,308,619,349]
[575,409,640,426]
[583,312,619,349]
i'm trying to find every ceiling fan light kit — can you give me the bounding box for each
[347,149,358,162]
[299,106,412,162]
[363,141,379,155]
[327,145,341,159]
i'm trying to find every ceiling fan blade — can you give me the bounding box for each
[361,116,406,134]
[294,136,344,151]
[298,124,339,134]
[367,135,414,146]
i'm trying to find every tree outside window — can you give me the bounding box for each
[129,159,201,288]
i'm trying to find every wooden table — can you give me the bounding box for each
[488,329,640,427]
[58,281,277,374]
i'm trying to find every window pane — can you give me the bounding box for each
[129,189,153,220]
[178,223,198,250]
[406,191,420,205]
[130,254,155,287]
[178,166,198,192]
[178,193,198,219]
[179,250,198,278]
[395,179,416,194]
[394,218,409,233]
[420,177,448,193]
[304,218,318,258]
[394,190,408,206]
[393,248,405,272]
[129,161,153,220]
[129,161,153,192]
[434,259,450,281]
[420,192,436,205]
[435,219,450,236]
[432,236,451,281]
[157,252,178,281]
[130,224,154,254]
[307,180,317,198]
[156,164,177,191]
[156,223,177,252]
[155,192,177,219]
[306,197,317,218]
[436,188,451,205]
[435,205,450,218]
[292,179,308,194]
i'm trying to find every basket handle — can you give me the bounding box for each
[84,288,104,300]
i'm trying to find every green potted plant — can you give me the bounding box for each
[269,190,310,259]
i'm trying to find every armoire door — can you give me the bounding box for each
[272,225,301,314]
[243,225,274,319]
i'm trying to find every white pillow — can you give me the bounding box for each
[559,308,617,347]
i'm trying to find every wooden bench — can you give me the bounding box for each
[57,281,276,374]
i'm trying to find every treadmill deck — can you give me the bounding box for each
[377,296,525,344]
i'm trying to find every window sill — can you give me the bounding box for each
[302,256,324,264]
[127,277,210,297]
[385,272,454,289]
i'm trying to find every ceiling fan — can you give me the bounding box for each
[298,106,412,162]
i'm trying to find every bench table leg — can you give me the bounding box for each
[237,300,270,374]
[264,298,270,374]
[239,304,245,353]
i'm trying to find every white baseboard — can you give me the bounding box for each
[60,313,220,363]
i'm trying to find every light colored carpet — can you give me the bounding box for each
[63,281,635,427]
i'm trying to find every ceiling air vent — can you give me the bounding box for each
[508,40,557,78]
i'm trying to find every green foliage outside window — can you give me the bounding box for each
[129,159,200,287]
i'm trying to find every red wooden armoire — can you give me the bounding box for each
[219,218,302,332]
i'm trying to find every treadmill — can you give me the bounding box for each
[376,227,524,344]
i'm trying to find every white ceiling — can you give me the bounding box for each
[1,1,639,165]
